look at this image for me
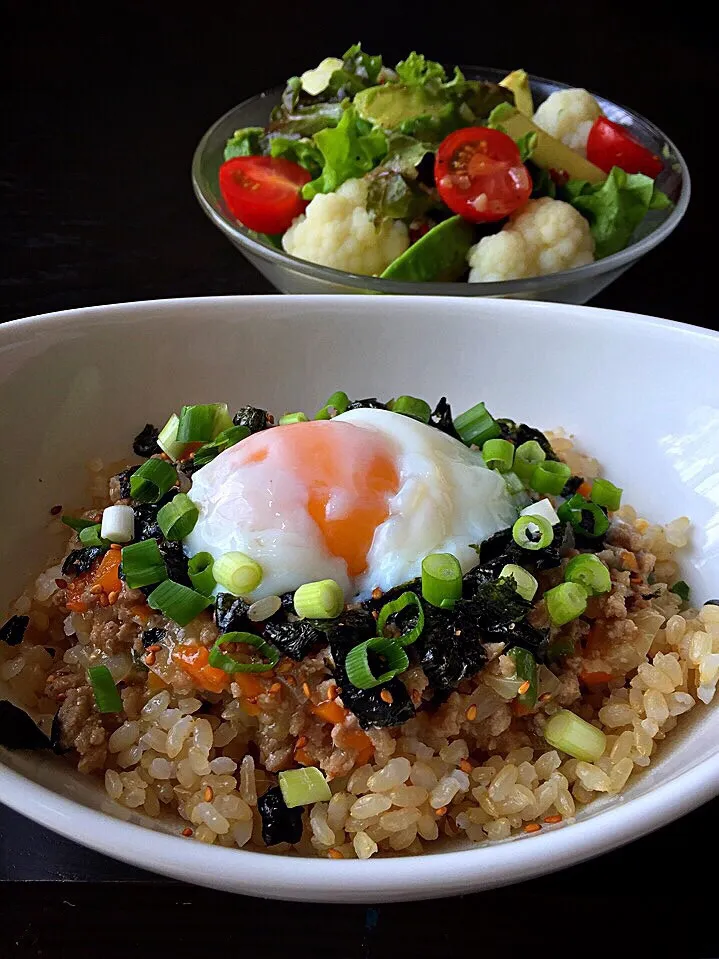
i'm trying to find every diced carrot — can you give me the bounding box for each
[93,549,123,593]
[172,644,230,694]
[130,603,151,622]
[620,550,638,572]
[341,728,374,765]
[312,701,347,725]
[585,622,609,655]
[579,670,613,685]
[234,673,265,699]
[577,481,592,498]
[147,671,168,691]
[355,742,375,766]
[65,573,90,612]
[242,700,262,717]
[295,748,315,766]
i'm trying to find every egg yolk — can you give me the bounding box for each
[237,420,399,576]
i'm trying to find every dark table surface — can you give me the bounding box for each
[0,2,714,955]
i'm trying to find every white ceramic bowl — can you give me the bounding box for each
[1,295,718,901]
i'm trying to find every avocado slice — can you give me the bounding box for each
[380,216,475,282]
[499,108,605,184]
[355,83,450,130]
[499,70,534,117]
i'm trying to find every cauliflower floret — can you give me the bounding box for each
[467,197,594,282]
[533,88,603,157]
[282,178,409,276]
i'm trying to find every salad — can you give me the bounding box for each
[216,46,672,283]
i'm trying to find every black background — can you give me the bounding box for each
[0,2,714,955]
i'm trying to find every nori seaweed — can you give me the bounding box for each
[0,701,52,750]
[61,546,107,578]
[132,424,160,458]
[257,785,304,846]
[232,406,270,434]
[0,615,29,647]
[429,397,461,440]
[215,594,251,633]
[142,627,167,648]
[263,620,325,661]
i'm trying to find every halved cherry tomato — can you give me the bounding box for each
[434,127,532,223]
[586,117,663,178]
[218,156,311,234]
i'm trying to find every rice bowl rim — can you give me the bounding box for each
[1,294,719,900]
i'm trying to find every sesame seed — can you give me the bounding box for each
[518,680,531,695]
[182,827,193,837]
[203,786,213,802]
[539,692,553,702]
[302,682,311,699]
[50,505,62,515]
[327,684,339,701]
[543,814,562,824]
[145,651,156,666]
[465,704,478,722]
[278,661,293,674]
[89,584,103,595]
[55,578,68,590]
[147,644,161,652]
[107,591,119,606]
[327,848,343,859]
[435,806,447,817]
[380,689,393,704]
[524,823,541,833]
[459,759,472,774]
[269,682,282,694]
[285,676,297,687]
[99,594,109,607]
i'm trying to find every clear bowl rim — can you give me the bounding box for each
[191,66,691,295]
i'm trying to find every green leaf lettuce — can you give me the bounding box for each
[302,105,388,200]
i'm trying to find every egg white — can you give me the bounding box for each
[185,408,518,600]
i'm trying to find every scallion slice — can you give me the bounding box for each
[453,401,501,447]
[513,440,546,485]
[88,665,123,713]
[421,553,462,609]
[212,552,263,596]
[508,647,537,711]
[544,708,606,761]
[590,478,623,512]
[157,493,199,541]
[531,460,571,495]
[121,539,168,589]
[129,458,177,504]
[157,412,186,461]
[79,524,108,548]
[187,551,216,596]
[279,412,309,425]
[293,579,344,619]
[176,403,233,443]
[208,631,280,673]
[499,564,538,602]
[377,591,425,646]
[146,580,212,627]
[670,580,690,603]
[481,438,514,472]
[557,494,610,539]
[512,515,553,550]
[61,515,97,533]
[345,636,409,690]
[564,554,611,595]
[193,425,250,468]
[315,391,350,420]
[545,581,588,626]
[279,767,332,808]
[390,395,431,424]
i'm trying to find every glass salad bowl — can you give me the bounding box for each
[192,67,689,303]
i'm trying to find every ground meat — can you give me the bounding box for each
[600,583,632,620]
[45,668,84,700]
[607,522,643,552]
[553,669,582,706]
[55,684,108,772]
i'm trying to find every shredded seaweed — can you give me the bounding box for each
[142,627,166,648]
[562,475,584,497]
[132,424,160,458]
[429,397,461,440]
[418,604,488,691]
[49,710,70,753]
[232,406,271,434]
[263,620,324,661]
[215,594,251,633]
[0,615,29,647]
[258,785,304,846]
[325,608,377,665]
[347,398,387,410]
[114,466,139,500]
[334,668,416,729]
[0,701,52,750]
[61,546,107,578]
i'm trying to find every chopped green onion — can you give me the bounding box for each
[208,631,280,673]
[345,636,409,689]
[121,539,168,589]
[293,579,344,619]
[279,767,332,808]
[193,425,250,468]
[146,580,213,627]
[79,524,108,548]
[670,580,690,603]
[188,552,216,596]
[512,515,554,550]
[481,438,514,472]
[421,553,463,608]
[176,403,233,443]
[157,493,199,541]
[508,647,537,711]
[157,412,186,461]
[503,471,525,496]
[545,581,588,626]
[87,665,123,713]
[61,515,97,533]
[544,708,606,762]
[557,494,610,539]
[390,395,431,423]
[377,591,425,646]
[279,412,309,425]
[590,478,623,512]
[212,552,263,596]
[129,458,177,504]
[453,401,501,447]
[564,554,611,595]
[513,440,546,485]
[531,460,571,495]
[499,564,538,601]
[315,391,350,420]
